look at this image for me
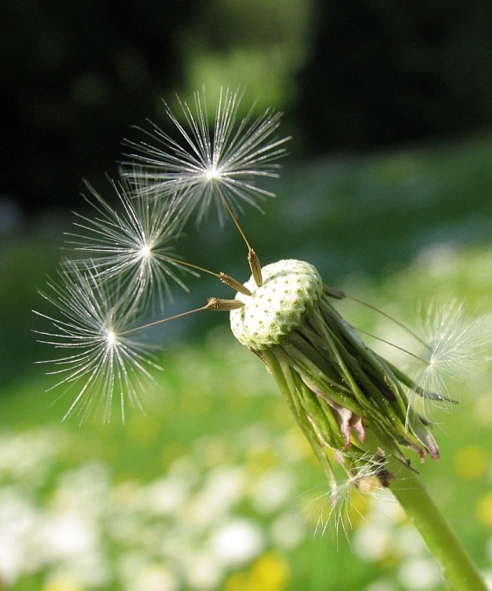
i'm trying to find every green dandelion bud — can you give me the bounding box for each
[230,258,439,483]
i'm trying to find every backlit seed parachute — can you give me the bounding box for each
[123,87,290,225]
[35,88,291,424]
[408,300,491,416]
[66,178,194,309]
[34,261,159,424]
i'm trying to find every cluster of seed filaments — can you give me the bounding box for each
[230,259,323,349]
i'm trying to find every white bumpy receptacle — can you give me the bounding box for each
[230,259,323,350]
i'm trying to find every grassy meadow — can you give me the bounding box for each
[1,133,492,590]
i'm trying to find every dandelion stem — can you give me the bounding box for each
[387,455,487,591]
[166,257,251,295]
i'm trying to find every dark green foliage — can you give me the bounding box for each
[0,0,203,213]
[296,0,492,151]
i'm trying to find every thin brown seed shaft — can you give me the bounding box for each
[120,305,210,336]
[215,185,263,288]
[347,294,429,349]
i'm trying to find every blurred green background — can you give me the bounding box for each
[1,1,492,590]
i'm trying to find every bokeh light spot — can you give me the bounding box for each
[454,445,488,480]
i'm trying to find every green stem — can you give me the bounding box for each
[387,456,487,591]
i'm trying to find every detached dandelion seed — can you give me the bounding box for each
[123,87,290,225]
[67,177,195,307]
[34,262,159,424]
[409,301,491,408]
[306,451,391,539]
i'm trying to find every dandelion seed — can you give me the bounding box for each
[305,452,391,540]
[66,178,195,307]
[407,300,492,418]
[123,87,290,225]
[34,262,159,424]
